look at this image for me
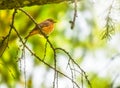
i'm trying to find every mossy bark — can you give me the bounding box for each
[0,0,73,10]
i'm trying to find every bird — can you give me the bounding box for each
[25,18,56,39]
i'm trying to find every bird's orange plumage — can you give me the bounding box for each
[25,19,56,39]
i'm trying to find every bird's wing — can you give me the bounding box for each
[39,21,50,28]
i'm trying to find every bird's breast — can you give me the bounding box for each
[42,24,54,35]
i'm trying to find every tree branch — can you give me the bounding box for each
[14,8,81,88]
[0,0,73,10]
[11,25,80,88]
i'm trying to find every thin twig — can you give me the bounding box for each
[55,47,92,88]
[12,25,80,88]
[43,40,48,60]
[69,61,75,88]
[18,8,58,88]
[10,9,27,88]
[70,0,77,29]
[0,9,17,57]
[23,50,27,88]
[81,72,84,88]
[18,8,47,38]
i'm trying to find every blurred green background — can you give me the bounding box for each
[0,0,120,88]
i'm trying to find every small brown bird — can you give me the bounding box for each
[25,18,56,39]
